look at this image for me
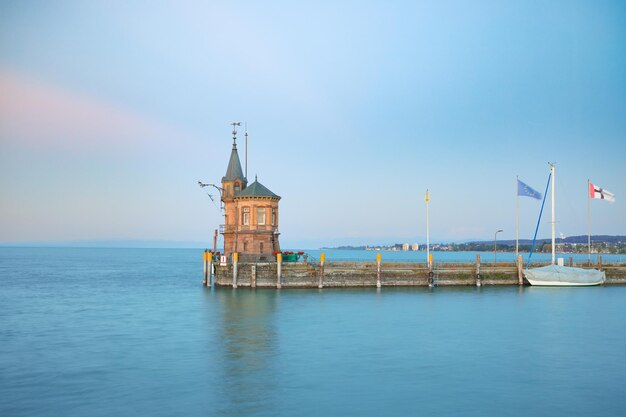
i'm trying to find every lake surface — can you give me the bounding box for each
[1,247,625,417]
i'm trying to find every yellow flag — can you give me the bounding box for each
[424,190,430,202]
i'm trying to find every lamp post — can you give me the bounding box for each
[494,229,503,264]
[198,182,224,210]
[199,181,225,252]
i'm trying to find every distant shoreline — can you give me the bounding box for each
[320,247,621,255]
[322,235,626,255]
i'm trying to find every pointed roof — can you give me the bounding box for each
[222,143,245,182]
[236,178,280,199]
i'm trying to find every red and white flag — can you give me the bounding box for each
[589,182,615,202]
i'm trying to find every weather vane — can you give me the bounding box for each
[230,122,241,145]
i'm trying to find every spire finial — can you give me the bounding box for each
[255,174,258,182]
[230,121,241,147]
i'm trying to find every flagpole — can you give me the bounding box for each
[551,163,555,265]
[425,189,430,269]
[516,175,519,260]
[587,178,591,265]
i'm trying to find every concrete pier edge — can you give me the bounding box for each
[212,260,626,288]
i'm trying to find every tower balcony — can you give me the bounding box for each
[220,224,280,234]
[219,224,236,233]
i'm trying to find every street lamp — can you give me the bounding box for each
[198,181,224,210]
[494,229,503,264]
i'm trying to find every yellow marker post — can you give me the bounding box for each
[318,253,326,289]
[203,250,208,286]
[376,252,382,288]
[276,253,282,289]
[208,250,213,287]
[232,252,238,288]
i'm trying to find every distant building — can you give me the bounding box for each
[412,243,419,251]
[219,129,281,260]
[402,243,409,251]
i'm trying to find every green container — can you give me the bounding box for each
[282,253,300,262]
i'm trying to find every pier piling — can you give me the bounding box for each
[428,254,434,287]
[232,252,238,288]
[517,255,523,286]
[277,253,282,289]
[203,250,208,286]
[318,253,325,289]
[476,254,481,287]
[208,252,213,287]
[376,253,382,288]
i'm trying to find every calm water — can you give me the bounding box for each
[1,247,625,417]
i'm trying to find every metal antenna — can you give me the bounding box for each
[245,122,248,179]
[230,122,241,145]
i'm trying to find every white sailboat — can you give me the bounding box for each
[523,163,605,286]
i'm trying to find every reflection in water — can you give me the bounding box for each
[208,289,278,416]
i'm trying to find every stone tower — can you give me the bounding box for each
[220,130,281,261]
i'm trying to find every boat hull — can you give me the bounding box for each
[523,265,605,286]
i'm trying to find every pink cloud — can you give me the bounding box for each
[0,70,182,152]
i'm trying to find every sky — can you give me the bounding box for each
[1,0,625,249]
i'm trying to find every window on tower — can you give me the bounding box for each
[242,207,250,225]
[257,207,266,225]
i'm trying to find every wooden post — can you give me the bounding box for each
[517,255,523,286]
[232,252,238,288]
[276,253,282,289]
[476,254,481,287]
[569,257,573,267]
[598,255,603,271]
[208,252,213,287]
[318,253,325,289]
[203,250,208,286]
[428,253,434,287]
[213,229,218,253]
[251,264,256,288]
[376,253,382,288]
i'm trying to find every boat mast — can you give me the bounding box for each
[425,189,430,269]
[551,163,555,265]
[587,178,591,265]
[515,175,519,259]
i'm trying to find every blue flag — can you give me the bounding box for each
[517,179,542,200]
